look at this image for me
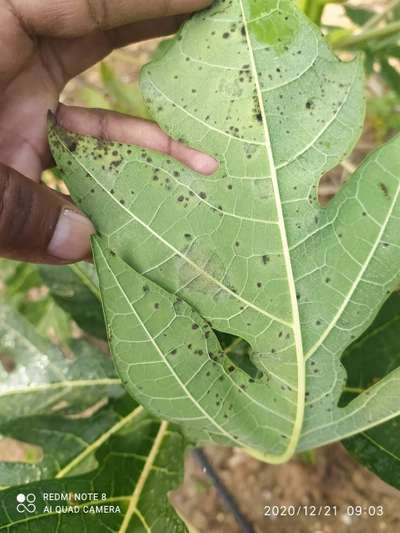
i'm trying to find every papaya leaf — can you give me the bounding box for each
[0,261,71,340]
[342,293,400,489]
[0,305,120,423]
[0,397,187,532]
[49,0,400,461]
[39,262,106,340]
[344,418,400,490]
[0,400,122,487]
[345,6,374,27]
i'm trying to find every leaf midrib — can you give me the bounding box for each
[118,420,169,533]
[56,406,143,478]
[360,431,400,463]
[238,0,304,462]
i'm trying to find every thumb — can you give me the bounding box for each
[0,163,94,264]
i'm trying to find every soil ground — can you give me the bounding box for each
[172,444,399,533]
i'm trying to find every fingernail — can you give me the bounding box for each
[48,209,95,261]
[191,151,219,175]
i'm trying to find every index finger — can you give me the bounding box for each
[10,0,213,38]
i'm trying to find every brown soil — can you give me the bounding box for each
[172,444,399,533]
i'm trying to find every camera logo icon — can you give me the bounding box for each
[16,493,36,513]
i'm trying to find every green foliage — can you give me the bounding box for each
[340,3,400,97]
[342,292,400,490]
[78,61,151,119]
[100,62,151,119]
[0,395,187,532]
[1,2,400,528]
[0,304,120,423]
[345,6,374,27]
[39,263,106,339]
[49,0,400,468]
[0,260,71,341]
[367,91,400,143]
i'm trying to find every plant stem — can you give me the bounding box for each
[362,0,400,32]
[343,386,365,394]
[334,20,400,49]
[308,2,325,25]
[223,337,243,355]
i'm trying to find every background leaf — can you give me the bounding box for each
[342,292,400,489]
[0,401,120,486]
[0,304,120,423]
[100,62,151,119]
[39,262,106,339]
[0,395,188,532]
[345,6,375,26]
[0,261,71,341]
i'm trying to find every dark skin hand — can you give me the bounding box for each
[0,0,217,264]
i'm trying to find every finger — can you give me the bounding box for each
[56,105,219,175]
[11,0,213,38]
[0,164,94,264]
[54,15,186,81]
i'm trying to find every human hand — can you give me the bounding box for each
[0,0,217,264]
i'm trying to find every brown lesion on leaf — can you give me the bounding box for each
[48,111,81,154]
[379,182,389,198]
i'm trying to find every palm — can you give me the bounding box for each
[0,24,138,181]
[1,45,58,180]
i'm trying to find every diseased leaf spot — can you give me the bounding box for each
[379,182,389,197]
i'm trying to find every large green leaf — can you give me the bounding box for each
[0,396,187,532]
[342,292,400,489]
[49,0,400,461]
[0,305,120,423]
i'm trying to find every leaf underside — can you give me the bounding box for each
[49,0,400,461]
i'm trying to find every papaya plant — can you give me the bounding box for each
[1,0,400,530]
